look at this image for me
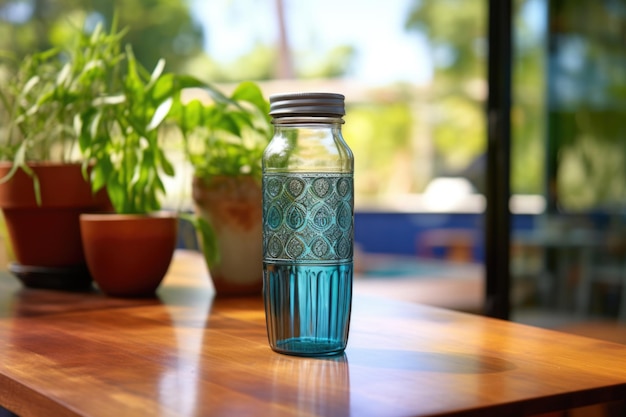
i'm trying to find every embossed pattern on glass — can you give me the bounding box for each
[263,173,353,263]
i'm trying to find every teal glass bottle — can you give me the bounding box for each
[262,92,354,356]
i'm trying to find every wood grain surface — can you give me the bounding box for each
[0,250,625,417]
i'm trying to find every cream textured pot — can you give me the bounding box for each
[192,175,263,296]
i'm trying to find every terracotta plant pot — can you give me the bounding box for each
[0,162,111,290]
[192,175,263,296]
[80,213,178,297]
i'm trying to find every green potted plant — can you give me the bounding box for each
[171,82,272,296]
[0,23,118,290]
[76,40,208,297]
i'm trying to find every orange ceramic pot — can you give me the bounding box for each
[0,162,111,290]
[192,175,263,296]
[80,212,178,297]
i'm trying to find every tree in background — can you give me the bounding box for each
[545,0,626,211]
[510,0,546,197]
[405,0,485,82]
[404,0,487,190]
[0,0,203,73]
[404,0,545,196]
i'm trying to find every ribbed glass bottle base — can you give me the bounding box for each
[263,262,353,357]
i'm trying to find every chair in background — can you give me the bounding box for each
[576,232,626,322]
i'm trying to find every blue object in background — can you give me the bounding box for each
[354,211,536,262]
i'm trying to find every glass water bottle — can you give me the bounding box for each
[262,92,354,356]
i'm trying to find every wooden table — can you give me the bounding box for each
[0,250,625,417]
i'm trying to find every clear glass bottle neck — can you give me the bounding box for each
[264,115,352,173]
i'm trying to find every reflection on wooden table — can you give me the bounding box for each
[0,250,625,417]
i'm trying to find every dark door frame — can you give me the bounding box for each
[485,0,512,319]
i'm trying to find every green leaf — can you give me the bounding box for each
[95,155,115,191]
[31,174,42,206]
[73,114,83,139]
[123,45,145,96]
[0,145,25,185]
[150,73,175,104]
[92,94,125,106]
[216,113,242,137]
[231,81,269,114]
[182,99,204,132]
[175,74,210,91]
[180,213,220,267]
[202,83,233,105]
[158,148,175,176]
[139,148,154,182]
[89,22,103,44]
[88,111,102,147]
[56,62,72,87]
[154,173,166,194]
[21,76,40,97]
[230,111,255,131]
[147,59,166,90]
[148,98,173,131]
[106,177,126,214]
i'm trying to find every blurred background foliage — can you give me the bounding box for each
[0,0,624,211]
[545,0,626,211]
[0,0,203,74]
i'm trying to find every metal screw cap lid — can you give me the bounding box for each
[269,92,345,117]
